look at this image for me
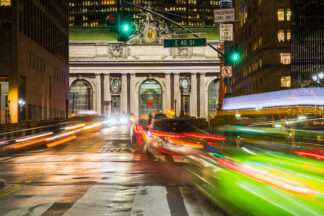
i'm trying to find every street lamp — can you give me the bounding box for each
[18,99,26,122]
[312,72,324,86]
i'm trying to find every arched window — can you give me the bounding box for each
[70,79,93,112]
[208,79,219,117]
[139,79,162,119]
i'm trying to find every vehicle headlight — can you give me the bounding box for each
[120,117,128,124]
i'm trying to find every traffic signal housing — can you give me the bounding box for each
[224,41,240,66]
[108,11,134,42]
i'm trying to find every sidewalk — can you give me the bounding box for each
[0,179,5,188]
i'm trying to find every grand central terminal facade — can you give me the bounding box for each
[69,13,221,119]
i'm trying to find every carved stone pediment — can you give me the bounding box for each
[107,44,131,58]
[170,47,193,58]
[128,6,174,45]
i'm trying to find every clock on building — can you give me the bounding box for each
[181,79,189,89]
[112,79,120,89]
[144,28,157,43]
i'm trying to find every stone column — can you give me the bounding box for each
[129,73,136,115]
[190,73,197,117]
[121,74,127,113]
[174,73,180,117]
[104,74,111,116]
[95,74,101,115]
[199,73,206,118]
[165,73,171,111]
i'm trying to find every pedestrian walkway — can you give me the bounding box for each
[1,185,224,216]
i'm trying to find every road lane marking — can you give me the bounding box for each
[180,187,224,216]
[41,185,92,216]
[62,185,117,216]
[85,141,105,153]
[0,184,21,197]
[131,186,171,216]
[0,174,43,197]
[4,185,72,216]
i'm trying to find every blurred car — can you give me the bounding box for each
[105,114,131,126]
[130,119,148,146]
[153,113,167,119]
[144,118,226,158]
[186,145,324,216]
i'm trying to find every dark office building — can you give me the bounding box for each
[231,0,291,96]
[291,0,324,87]
[69,0,221,27]
[0,0,69,124]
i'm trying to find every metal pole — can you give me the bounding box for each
[122,1,224,56]
[180,87,184,117]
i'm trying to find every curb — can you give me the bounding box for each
[0,179,5,188]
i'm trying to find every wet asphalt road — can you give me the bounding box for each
[0,125,224,216]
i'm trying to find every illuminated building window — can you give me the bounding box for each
[277,8,284,21]
[286,8,291,21]
[287,29,291,41]
[281,76,291,87]
[253,41,258,51]
[0,0,10,6]
[259,58,263,68]
[280,53,291,65]
[258,36,262,46]
[278,29,285,42]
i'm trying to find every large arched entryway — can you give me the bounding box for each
[208,79,219,117]
[139,79,162,119]
[70,79,93,113]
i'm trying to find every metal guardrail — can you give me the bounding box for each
[0,121,80,141]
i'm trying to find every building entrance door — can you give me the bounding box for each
[139,79,162,119]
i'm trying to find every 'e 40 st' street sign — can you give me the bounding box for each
[163,38,207,48]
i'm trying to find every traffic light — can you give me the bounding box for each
[108,11,134,42]
[118,17,133,42]
[224,41,240,66]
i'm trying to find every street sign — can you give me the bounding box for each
[163,38,207,48]
[214,8,235,23]
[222,66,232,77]
[220,24,233,41]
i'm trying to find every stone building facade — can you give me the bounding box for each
[69,42,221,119]
[69,11,221,119]
[0,0,69,124]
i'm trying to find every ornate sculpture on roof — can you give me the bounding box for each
[128,6,175,45]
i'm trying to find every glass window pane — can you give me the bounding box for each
[280,53,291,65]
[277,8,284,21]
[139,79,162,119]
[287,29,291,41]
[278,29,285,42]
[70,80,93,113]
[286,8,291,21]
[208,80,219,117]
[281,76,291,87]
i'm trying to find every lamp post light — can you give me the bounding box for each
[18,99,26,122]
[312,72,324,86]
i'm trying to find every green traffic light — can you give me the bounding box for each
[231,53,240,61]
[122,24,130,31]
